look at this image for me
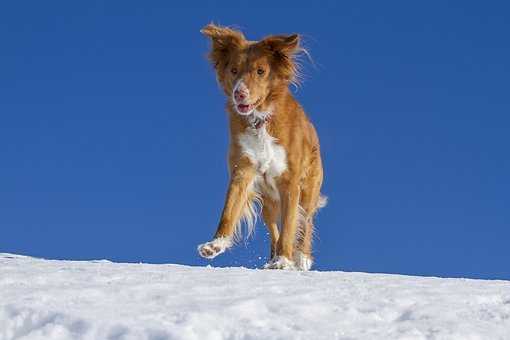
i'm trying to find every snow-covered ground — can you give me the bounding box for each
[1,253,509,340]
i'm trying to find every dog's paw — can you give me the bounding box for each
[294,251,313,271]
[263,256,297,270]
[197,237,232,259]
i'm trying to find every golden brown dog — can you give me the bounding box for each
[197,24,326,270]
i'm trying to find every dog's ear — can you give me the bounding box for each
[260,34,303,85]
[262,34,300,55]
[201,24,245,69]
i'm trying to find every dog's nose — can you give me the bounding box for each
[234,88,248,102]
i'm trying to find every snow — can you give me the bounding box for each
[1,253,509,340]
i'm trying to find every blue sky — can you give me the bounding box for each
[1,1,509,279]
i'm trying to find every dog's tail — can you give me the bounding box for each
[317,194,328,210]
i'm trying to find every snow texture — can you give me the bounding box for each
[1,253,509,340]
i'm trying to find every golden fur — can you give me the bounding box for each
[197,24,326,270]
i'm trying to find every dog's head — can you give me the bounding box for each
[201,24,302,115]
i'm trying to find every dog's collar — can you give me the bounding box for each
[247,112,272,129]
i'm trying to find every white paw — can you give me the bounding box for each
[197,237,232,259]
[263,256,297,270]
[294,251,313,271]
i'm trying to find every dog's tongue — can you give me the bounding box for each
[237,104,251,113]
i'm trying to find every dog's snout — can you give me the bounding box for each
[234,88,248,102]
[233,81,250,103]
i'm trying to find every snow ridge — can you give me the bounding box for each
[1,253,509,340]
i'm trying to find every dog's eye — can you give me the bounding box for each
[257,68,265,76]
[231,68,238,75]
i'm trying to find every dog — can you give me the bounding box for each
[197,24,326,270]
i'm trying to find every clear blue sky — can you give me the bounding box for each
[1,1,509,279]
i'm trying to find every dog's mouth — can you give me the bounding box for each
[235,99,261,115]
[236,103,254,114]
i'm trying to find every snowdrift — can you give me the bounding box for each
[1,253,509,340]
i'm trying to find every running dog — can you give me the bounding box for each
[197,24,326,270]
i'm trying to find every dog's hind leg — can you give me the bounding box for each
[261,196,280,260]
[294,165,324,271]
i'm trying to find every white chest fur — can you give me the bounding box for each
[238,127,287,178]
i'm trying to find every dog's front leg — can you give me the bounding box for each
[198,159,256,259]
[265,178,301,270]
